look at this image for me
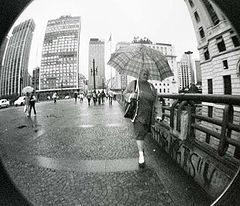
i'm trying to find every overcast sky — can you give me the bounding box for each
[9,0,199,79]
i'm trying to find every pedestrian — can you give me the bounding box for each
[79,93,84,102]
[86,91,92,106]
[123,69,161,167]
[52,92,57,103]
[74,92,78,103]
[108,90,113,105]
[97,91,101,105]
[24,92,30,115]
[101,90,106,104]
[28,92,37,116]
[92,90,97,105]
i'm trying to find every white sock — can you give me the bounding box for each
[139,151,144,164]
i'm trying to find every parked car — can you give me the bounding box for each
[14,96,26,106]
[0,99,10,108]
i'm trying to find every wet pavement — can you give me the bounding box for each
[0,98,211,206]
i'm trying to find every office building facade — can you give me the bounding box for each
[88,38,105,90]
[40,16,81,92]
[0,19,35,96]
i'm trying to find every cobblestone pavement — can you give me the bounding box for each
[0,98,211,206]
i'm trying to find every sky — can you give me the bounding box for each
[8,0,199,79]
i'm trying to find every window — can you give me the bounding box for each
[188,0,194,7]
[202,0,219,25]
[230,30,240,47]
[223,75,232,95]
[216,36,226,52]
[207,79,213,94]
[223,60,228,69]
[203,47,210,60]
[199,27,205,38]
[194,11,200,23]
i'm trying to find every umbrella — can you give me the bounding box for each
[22,86,34,94]
[107,44,173,81]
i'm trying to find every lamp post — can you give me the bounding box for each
[91,59,97,91]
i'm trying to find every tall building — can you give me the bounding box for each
[40,16,81,91]
[185,0,240,157]
[88,38,105,90]
[0,19,35,96]
[32,67,40,91]
[177,51,196,90]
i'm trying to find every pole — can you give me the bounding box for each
[110,35,112,89]
[93,59,96,91]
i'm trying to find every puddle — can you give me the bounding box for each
[17,125,27,129]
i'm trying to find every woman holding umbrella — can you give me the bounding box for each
[108,44,173,168]
[123,69,157,167]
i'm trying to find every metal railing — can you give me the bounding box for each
[157,94,240,159]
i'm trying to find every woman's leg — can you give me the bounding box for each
[136,140,144,165]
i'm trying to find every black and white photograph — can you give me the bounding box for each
[0,0,240,205]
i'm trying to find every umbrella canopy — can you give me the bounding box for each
[107,44,174,81]
[22,86,34,94]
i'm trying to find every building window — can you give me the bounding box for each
[203,47,210,60]
[202,0,220,25]
[199,27,205,38]
[216,36,226,52]
[223,60,228,69]
[207,79,213,94]
[223,75,232,95]
[194,11,200,23]
[230,30,240,47]
[188,0,194,7]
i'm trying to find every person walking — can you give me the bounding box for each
[52,92,57,103]
[101,90,106,104]
[86,91,92,106]
[24,92,30,115]
[28,93,37,116]
[74,92,78,103]
[123,69,160,168]
[92,90,97,105]
[108,90,113,105]
[97,91,101,105]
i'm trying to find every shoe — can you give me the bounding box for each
[138,162,145,168]
[138,151,145,168]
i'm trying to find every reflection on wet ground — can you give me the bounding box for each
[0,99,211,205]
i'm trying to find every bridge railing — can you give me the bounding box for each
[157,94,240,159]
[117,92,240,200]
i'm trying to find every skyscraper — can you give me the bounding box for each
[88,38,105,90]
[177,51,195,90]
[0,19,35,96]
[40,16,81,91]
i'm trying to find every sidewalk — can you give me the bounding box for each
[0,99,211,205]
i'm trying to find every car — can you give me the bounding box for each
[0,99,10,108]
[14,96,26,106]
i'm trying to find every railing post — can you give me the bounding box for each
[218,104,233,156]
[187,101,196,142]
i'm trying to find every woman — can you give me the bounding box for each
[28,93,37,116]
[123,69,161,167]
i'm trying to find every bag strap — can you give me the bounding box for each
[134,80,137,92]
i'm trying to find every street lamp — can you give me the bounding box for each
[91,59,97,91]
